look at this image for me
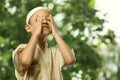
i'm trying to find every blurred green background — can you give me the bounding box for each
[0,0,120,80]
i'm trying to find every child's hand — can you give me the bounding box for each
[48,15,58,36]
[32,15,43,37]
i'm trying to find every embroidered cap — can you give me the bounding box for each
[26,7,47,24]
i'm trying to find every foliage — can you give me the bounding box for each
[0,0,117,80]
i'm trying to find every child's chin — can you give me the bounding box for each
[42,31,52,36]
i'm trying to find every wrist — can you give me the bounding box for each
[32,33,40,39]
[52,31,58,36]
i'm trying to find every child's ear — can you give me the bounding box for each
[25,24,31,32]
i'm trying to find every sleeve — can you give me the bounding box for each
[12,44,27,72]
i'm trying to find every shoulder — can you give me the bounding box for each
[14,44,27,51]
[12,44,27,57]
[49,45,61,56]
[16,44,27,49]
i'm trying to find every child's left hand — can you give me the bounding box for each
[48,15,58,36]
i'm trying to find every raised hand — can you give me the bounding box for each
[32,15,43,37]
[48,15,58,36]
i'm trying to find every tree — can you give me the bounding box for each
[0,0,117,80]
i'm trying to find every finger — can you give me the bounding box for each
[47,19,51,26]
[47,18,52,27]
[36,15,43,23]
[49,15,53,21]
[49,15,55,25]
[47,16,51,25]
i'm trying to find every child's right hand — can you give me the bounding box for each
[32,15,43,37]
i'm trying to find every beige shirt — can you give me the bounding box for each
[12,44,64,80]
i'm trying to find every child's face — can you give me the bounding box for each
[29,9,52,36]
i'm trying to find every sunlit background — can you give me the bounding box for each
[73,0,120,80]
[95,0,120,44]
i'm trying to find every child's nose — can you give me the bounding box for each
[42,17,47,23]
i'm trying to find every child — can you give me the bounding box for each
[12,6,75,80]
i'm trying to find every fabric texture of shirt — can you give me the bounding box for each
[12,44,64,80]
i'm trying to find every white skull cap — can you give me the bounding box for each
[26,7,47,24]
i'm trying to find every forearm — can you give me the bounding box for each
[48,15,75,65]
[19,34,38,67]
[54,33,76,65]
